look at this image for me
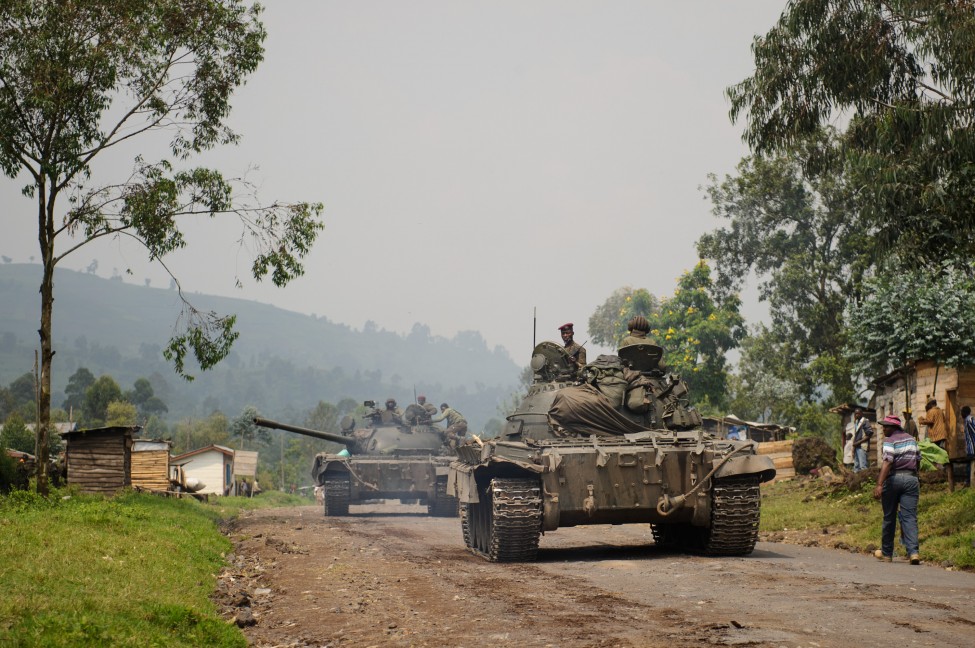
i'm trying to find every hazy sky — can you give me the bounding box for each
[3,1,786,363]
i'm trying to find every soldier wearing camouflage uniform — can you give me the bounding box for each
[559,323,586,375]
[431,403,468,448]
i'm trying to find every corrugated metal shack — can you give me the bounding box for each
[60,425,139,495]
[131,439,172,493]
[701,415,792,442]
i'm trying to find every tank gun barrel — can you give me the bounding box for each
[253,417,357,449]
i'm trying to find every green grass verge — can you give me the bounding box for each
[761,477,975,569]
[0,488,310,647]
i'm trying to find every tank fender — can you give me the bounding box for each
[311,455,351,481]
[447,462,479,503]
[714,453,776,483]
[542,482,560,531]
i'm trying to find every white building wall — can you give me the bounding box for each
[180,451,231,495]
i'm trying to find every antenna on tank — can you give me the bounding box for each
[533,307,537,349]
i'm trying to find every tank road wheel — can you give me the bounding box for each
[322,476,350,517]
[465,477,542,562]
[427,476,459,517]
[701,476,762,556]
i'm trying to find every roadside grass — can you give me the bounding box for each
[0,488,309,647]
[761,476,975,569]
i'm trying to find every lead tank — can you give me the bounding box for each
[447,342,776,561]
[254,401,459,517]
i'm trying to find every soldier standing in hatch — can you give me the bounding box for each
[380,398,404,425]
[431,403,468,449]
[619,315,656,348]
[559,323,587,374]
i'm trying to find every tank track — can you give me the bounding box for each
[465,477,542,562]
[427,476,459,517]
[703,476,761,555]
[651,476,761,555]
[322,476,350,516]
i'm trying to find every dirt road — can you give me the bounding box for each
[216,502,975,648]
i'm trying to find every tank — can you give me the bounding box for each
[447,342,776,561]
[254,401,459,517]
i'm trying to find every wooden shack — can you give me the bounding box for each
[131,439,172,492]
[870,361,975,460]
[60,426,139,495]
[756,439,795,481]
[232,450,258,496]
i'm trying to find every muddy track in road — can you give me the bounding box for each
[216,503,975,647]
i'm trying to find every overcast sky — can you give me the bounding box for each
[3,1,786,363]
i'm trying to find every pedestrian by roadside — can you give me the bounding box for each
[919,398,954,490]
[962,405,975,488]
[852,409,873,473]
[842,424,855,471]
[873,414,921,565]
[902,409,919,440]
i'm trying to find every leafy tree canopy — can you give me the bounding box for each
[728,0,975,263]
[647,262,745,409]
[698,130,865,402]
[83,375,123,427]
[106,401,137,427]
[587,287,659,347]
[845,262,975,379]
[63,367,95,414]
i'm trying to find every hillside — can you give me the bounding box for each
[0,264,521,429]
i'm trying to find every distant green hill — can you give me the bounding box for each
[0,264,520,430]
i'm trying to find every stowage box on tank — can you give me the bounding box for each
[254,401,458,517]
[447,342,776,561]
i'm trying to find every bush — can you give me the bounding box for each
[0,451,17,493]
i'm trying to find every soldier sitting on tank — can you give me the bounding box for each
[559,322,587,377]
[431,402,468,449]
[380,398,404,425]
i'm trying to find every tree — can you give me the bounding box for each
[726,326,836,440]
[728,0,975,264]
[230,405,269,450]
[7,371,36,407]
[845,263,975,382]
[62,367,95,417]
[698,130,867,403]
[0,412,33,454]
[171,412,230,455]
[0,1,323,493]
[647,261,745,409]
[106,401,138,427]
[125,377,168,420]
[83,375,123,427]
[587,287,659,348]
